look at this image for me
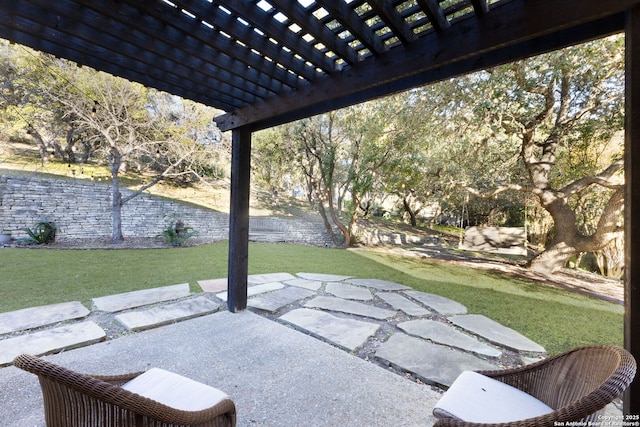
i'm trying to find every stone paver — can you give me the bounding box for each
[297,272,353,282]
[215,282,285,301]
[92,283,190,312]
[115,297,220,331]
[197,278,227,293]
[304,296,396,319]
[0,302,89,335]
[248,287,316,312]
[283,278,323,291]
[0,321,105,366]
[347,278,411,291]
[1,271,548,405]
[449,314,546,354]
[325,282,373,301]
[377,292,430,316]
[398,319,502,358]
[375,333,496,388]
[404,290,467,315]
[280,308,380,352]
[248,272,297,284]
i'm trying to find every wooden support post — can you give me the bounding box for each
[227,127,252,312]
[625,6,640,416]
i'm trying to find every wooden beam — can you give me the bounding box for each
[106,0,281,98]
[417,0,450,32]
[168,0,313,85]
[368,0,416,44]
[314,0,386,55]
[0,0,252,109]
[227,128,252,313]
[470,0,490,16]
[268,0,359,65]
[0,19,237,110]
[219,0,336,73]
[216,0,636,131]
[624,5,640,416]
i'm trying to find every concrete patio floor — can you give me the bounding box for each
[0,310,441,427]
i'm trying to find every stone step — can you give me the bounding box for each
[280,308,380,352]
[197,278,228,293]
[248,272,297,284]
[376,292,430,317]
[375,333,496,388]
[114,297,220,332]
[325,283,373,301]
[282,278,323,291]
[0,301,90,335]
[216,282,285,302]
[248,287,316,312]
[304,296,396,320]
[347,278,411,291]
[296,272,353,282]
[448,314,546,354]
[403,290,467,315]
[398,319,502,358]
[92,283,190,312]
[0,321,106,366]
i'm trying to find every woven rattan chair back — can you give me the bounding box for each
[14,354,236,427]
[434,345,636,427]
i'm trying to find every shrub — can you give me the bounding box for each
[158,216,198,247]
[23,220,57,245]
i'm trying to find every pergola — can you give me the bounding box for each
[1,0,638,414]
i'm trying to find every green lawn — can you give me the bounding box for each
[0,242,623,354]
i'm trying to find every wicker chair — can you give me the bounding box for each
[433,345,636,427]
[14,354,236,427]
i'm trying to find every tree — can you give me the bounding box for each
[269,96,413,246]
[448,36,625,273]
[33,56,225,242]
[253,127,297,203]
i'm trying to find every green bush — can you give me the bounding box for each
[158,216,198,247]
[22,220,57,245]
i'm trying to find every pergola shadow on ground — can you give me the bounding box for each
[0,311,441,427]
[0,0,638,413]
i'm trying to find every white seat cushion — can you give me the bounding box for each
[121,368,229,412]
[433,371,554,423]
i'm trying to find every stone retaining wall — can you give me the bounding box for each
[354,223,437,246]
[0,176,333,246]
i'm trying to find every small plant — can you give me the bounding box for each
[158,215,198,247]
[23,220,57,245]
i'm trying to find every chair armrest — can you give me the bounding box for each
[14,354,236,426]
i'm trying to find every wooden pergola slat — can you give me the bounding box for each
[214,0,635,132]
[267,0,359,66]
[314,0,387,56]
[219,0,336,75]
[165,0,316,85]
[368,0,416,44]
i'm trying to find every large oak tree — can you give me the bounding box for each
[443,36,625,273]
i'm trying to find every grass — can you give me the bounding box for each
[0,242,623,354]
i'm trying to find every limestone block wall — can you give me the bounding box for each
[0,176,332,246]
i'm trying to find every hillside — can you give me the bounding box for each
[0,140,318,219]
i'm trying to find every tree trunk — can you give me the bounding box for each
[528,189,624,273]
[110,148,124,243]
[529,240,578,273]
[403,196,418,226]
[111,183,124,242]
[316,199,340,246]
[27,126,49,165]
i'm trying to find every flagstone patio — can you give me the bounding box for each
[0,272,624,425]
